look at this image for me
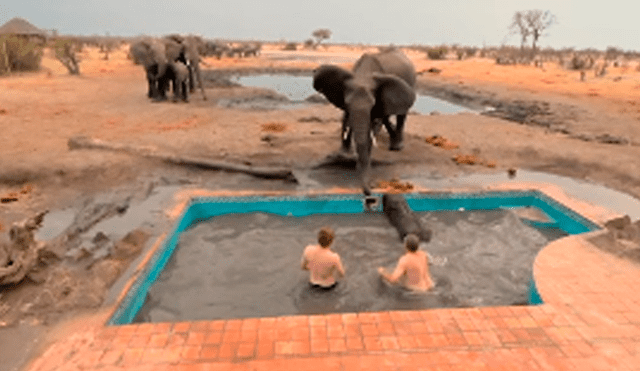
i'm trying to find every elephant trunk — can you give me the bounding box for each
[351,109,373,195]
[156,62,168,81]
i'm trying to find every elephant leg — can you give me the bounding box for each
[182,81,189,102]
[372,118,384,136]
[192,63,207,100]
[153,75,169,102]
[389,114,407,151]
[340,112,353,153]
[381,116,394,136]
[187,64,195,93]
[146,65,159,98]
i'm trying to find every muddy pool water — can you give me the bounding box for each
[133,209,561,322]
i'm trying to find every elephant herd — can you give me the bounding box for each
[129,36,262,103]
[129,37,417,195]
[129,35,208,103]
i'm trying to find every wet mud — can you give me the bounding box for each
[134,209,560,322]
[416,79,634,146]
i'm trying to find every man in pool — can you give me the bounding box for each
[301,226,345,290]
[378,234,435,292]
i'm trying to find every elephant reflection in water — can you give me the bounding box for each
[313,48,417,195]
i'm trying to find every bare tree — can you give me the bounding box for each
[509,12,530,51]
[524,10,556,54]
[509,10,556,56]
[311,28,332,49]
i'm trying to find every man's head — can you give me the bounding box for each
[404,234,420,252]
[318,226,335,248]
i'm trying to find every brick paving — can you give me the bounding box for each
[24,186,640,370]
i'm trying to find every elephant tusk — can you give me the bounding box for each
[370,131,377,147]
[342,127,351,141]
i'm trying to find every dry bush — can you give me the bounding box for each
[425,47,448,60]
[0,35,43,73]
[282,42,297,51]
[52,38,81,75]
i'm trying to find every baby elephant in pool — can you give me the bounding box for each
[159,61,190,102]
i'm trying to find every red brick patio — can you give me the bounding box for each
[24,185,640,371]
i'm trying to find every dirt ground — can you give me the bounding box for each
[3,43,640,370]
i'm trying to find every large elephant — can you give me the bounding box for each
[164,34,207,100]
[312,48,417,195]
[129,38,170,101]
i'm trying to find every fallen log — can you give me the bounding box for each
[68,136,297,182]
[382,193,432,243]
[0,211,48,286]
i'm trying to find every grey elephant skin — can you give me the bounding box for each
[164,35,207,100]
[129,38,170,100]
[313,49,417,195]
[165,61,189,102]
[129,36,207,102]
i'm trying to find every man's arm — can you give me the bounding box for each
[378,258,406,284]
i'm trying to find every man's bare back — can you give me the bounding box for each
[301,227,345,288]
[378,234,434,292]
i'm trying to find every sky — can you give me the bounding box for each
[1,0,639,51]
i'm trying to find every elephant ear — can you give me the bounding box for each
[313,65,353,110]
[372,73,416,116]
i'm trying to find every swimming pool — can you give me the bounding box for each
[108,190,599,325]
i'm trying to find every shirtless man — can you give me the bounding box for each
[301,226,345,290]
[378,234,434,292]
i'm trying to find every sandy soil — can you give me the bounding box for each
[3,42,640,370]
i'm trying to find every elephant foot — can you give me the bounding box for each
[338,147,354,156]
[389,141,404,151]
[152,96,168,103]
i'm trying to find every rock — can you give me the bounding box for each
[382,193,432,243]
[304,93,329,104]
[605,215,631,230]
[113,229,149,260]
[92,231,110,245]
[92,259,122,287]
[604,215,640,241]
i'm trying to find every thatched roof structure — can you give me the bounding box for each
[0,17,45,37]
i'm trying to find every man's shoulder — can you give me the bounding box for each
[303,244,318,255]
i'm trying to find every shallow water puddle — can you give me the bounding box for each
[234,74,472,114]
